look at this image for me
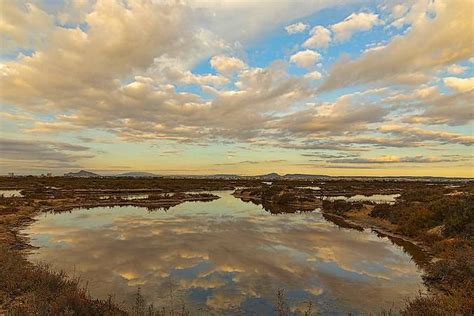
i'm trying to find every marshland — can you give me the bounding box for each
[0,177,472,315]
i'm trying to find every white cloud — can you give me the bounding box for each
[210,55,247,75]
[303,26,331,49]
[290,50,321,68]
[285,22,309,34]
[443,77,474,92]
[391,4,409,20]
[187,0,365,47]
[390,0,435,29]
[0,0,471,166]
[320,0,474,91]
[304,70,322,80]
[379,125,474,146]
[401,89,473,126]
[329,155,453,164]
[331,12,383,42]
[446,64,467,75]
[271,92,388,135]
[57,0,96,25]
[0,2,53,53]
[0,138,93,172]
[363,43,387,53]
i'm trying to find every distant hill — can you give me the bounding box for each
[64,170,100,177]
[259,172,281,179]
[115,172,158,178]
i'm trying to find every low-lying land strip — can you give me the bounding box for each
[233,185,322,213]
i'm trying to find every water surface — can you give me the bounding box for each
[100,194,149,200]
[25,192,424,314]
[325,194,400,204]
[296,186,321,190]
[0,189,23,197]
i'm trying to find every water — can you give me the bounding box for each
[325,194,400,204]
[0,189,23,197]
[24,192,424,314]
[296,186,321,190]
[100,194,149,200]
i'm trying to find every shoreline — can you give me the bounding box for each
[1,193,220,251]
[0,191,221,313]
[321,209,432,253]
[320,210,433,266]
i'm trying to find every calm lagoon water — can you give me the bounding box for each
[25,191,424,314]
[0,189,23,197]
[325,194,400,204]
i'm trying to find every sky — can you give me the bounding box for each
[0,0,473,177]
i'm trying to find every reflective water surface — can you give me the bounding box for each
[296,186,321,190]
[326,194,400,204]
[100,194,149,200]
[25,192,424,314]
[0,189,23,197]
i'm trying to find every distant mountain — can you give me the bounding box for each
[115,172,158,178]
[64,170,100,177]
[258,172,281,179]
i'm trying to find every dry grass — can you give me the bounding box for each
[0,246,125,315]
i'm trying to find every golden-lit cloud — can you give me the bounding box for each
[210,55,248,76]
[330,12,383,42]
[303,26,331,49]
[320,0,474,91]
[0,0,472,175]
[443,77,474,92]
[285,22,309,34]
[290,50,321,68]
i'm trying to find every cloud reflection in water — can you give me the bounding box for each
[25,192,425,314]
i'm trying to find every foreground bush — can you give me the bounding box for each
[401,290,474,316]
[370,194,473,238]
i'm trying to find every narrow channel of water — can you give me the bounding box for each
[0,189,23,197]
[325,194,400,204]
[24,191,425,315]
